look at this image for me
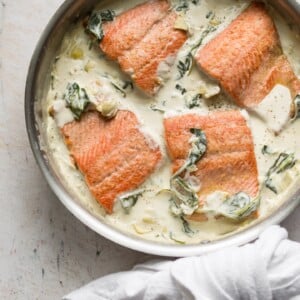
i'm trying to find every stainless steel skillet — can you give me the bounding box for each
[25,0,300,257]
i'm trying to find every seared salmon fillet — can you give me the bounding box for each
[101,0,170,60]
[100,0,188,95]
[164,111,259,201]
[62,110,162,213]
[195,2,300,107]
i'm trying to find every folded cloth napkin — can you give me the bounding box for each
[63,226,300,300]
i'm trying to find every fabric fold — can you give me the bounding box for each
[63,226,300,300]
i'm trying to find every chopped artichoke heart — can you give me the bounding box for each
[84,60,96,72]
[96,99,118,119]
[174,14,189,31]
[132,223,153,234]
[70,47,84,60]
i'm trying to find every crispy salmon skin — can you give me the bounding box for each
[164,111,259,207]
[100,0,188,95]
[61,110,162,213]
[195,2,300,107]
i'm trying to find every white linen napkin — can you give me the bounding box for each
[63,226,300,300]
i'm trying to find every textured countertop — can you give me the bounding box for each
[1,0,300,299]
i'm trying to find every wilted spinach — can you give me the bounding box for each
[174,128,207,177]
[265,153,297,194]
[169,129,207,219]
[176,24,217,78]
[119,190,144,213]
[293,94,300,119]
[175,84,187,95]
[177,53,193,79]
[87,9,115,41]
[64,83,90,119]
[175,0,200,12]
[217,192,260,221]
[185,93,201,109]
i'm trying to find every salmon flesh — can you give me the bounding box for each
[100,0,188,95]
[61,110,162,213]
[164,110,259,203]
[195,2,300,107]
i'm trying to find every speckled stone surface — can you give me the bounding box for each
[0,0,300,299]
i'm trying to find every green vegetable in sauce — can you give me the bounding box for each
[180,216,195,236]
[168,129,207,222]
[293,94,300,119]
[119,190,144,213]
[265,152,297,194]
[175,0,200,12]
[206,11,214,19]
[169,232,186,244]
[174,128,207,177]
[102,73,133,97]
[64,83,90,120]
[176,22,218,79]
[149,104,166,113]
[185,93,201,109]
[50,74,55,90]
[218,192,260,221]
[87,9,115,41]
[170,176,199,214]
[175,84,187,95]
[177,53,193,79]
[262,145,273,155]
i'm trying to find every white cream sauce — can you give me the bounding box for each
[44,0,300,245]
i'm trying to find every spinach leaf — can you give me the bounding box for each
[149,104,166,113]
[64,83,90,119]
[174,128,207,177]
[102,73,133,97]
[265,153,297,194]
[170,176,199,215]
[119,190,144,213]
[87,9,115,41]
[175,0,200,12]
[218,192,260,221]
[185,93,201,109]
[262,145,273,155]
[180,216,195,236]
[175,84,187,95]
[293,94,300,119]
[176,24,217,79]
[177,53,193,79]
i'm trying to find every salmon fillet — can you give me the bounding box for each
[62,110,162,213]
[164,111,259,202]
[195,2,300,107]
[101,0,170,60]
[100,0,188,95]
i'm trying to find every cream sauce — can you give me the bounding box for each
[44,0,300,245]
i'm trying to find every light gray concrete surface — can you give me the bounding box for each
[0,0,299,299]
